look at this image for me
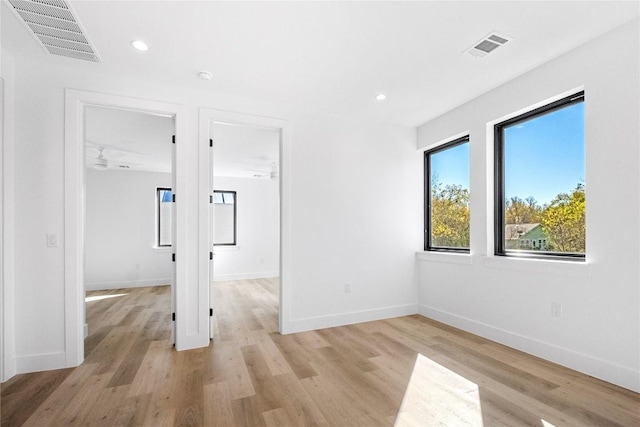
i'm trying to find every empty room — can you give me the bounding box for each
[1,1,639,426]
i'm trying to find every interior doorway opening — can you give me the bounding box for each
[65,90,189,366]
[208,122,281,338]
[82,106,175,343]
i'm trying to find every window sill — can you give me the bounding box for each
[153,246,172,253]
[482,255,590,277]
[416,251,473,265]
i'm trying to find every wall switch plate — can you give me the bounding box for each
[344,283,351,294]
[551,302,562,317]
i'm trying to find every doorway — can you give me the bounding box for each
[198,107,290,335]
[82,106,175,341]
[65,90,190,365]
[209,122,281,337]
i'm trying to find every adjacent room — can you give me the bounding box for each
[1,1,638,425]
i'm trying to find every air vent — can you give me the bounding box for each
[7,0,100,62]
[464,31,512,58]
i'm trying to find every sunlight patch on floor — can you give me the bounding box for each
[85,293,128,302]
[394,353,484,426]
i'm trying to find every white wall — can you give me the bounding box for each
[2,49,16,381]
[416,19,639,392]
[3,23,420,375]
[84,169,172,290]
[286,116,421,332]
[212,176,279,281]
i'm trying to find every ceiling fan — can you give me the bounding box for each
[86,142,143,170]
[246,162,279,180]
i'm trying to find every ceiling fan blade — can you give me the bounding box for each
[85,140,147,156]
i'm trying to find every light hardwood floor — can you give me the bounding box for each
[2,278,639,426]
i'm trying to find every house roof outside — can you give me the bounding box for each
[505,223,541,240]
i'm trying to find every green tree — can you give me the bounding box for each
[505,196,543,225]
[431,183,470,248]
[540,183,585,253]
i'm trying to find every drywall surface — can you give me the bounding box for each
[212,176,280,281]
[416,20,640,392]
[285,115,421,332]
[5,27,420,374]
[84,169,172,290]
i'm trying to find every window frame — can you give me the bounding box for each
[156,187,172,248]
[494,91,585,260]
[424,135,471,253]
[213,190,237,247]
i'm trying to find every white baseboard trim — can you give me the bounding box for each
[17,351,67,374]
[2,356,16,382]
[283,303,418,335]
[213,271,279,281]
[418,304,640,393]
[85,278,171,291]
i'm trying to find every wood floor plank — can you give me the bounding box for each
[2,281,638,427]
[0,368,74,427]
[128,339,173,398]
[269,372,330,427]
[250,329,294,376]
[204,381,237,427]
[262,407,296,427]
[269,332,319,379]
[205,341,255,400]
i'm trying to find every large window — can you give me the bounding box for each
[495,92,585,259]
[213,190,237,246]
[424,135,470,252]
[157,187,172,247]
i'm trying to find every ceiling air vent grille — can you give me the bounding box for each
[7,0,100,62]
[464,31,512,58]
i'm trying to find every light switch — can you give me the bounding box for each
[47,233,59,248]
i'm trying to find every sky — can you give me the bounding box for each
[430,101,584,206]
[430,142,469,189]
[504,102,584,205]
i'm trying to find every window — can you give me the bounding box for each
[424,135,470,252]
[495,92,585,259]
[157,187,172,247]
[213,190,236,246]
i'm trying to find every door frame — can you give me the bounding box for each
[198,108,291,334]
[64,89,187,366]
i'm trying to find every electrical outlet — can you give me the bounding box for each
[344,283,351,294]
[46,233,59,248]
[551,302,562,317]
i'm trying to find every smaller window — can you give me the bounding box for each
[213,190,237,246]
[424,135,470,252]
[157,187,172,247]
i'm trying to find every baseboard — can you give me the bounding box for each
[418,304,640,393]
[213,271,279,281]
[2,355,16,382]
[282,303,418,335]
[16,351,67,375]
[85,278,171,291]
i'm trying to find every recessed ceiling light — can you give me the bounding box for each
[376,94,387,101]
[131,40,148,51]
[198,71,213,80]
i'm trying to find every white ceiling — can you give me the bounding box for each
[84,106,279,176]
[211,123,280,179]
[85,106,174,173]
[3,1,639,129]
